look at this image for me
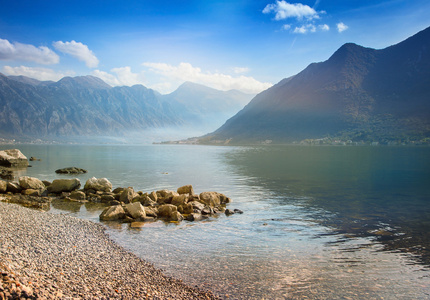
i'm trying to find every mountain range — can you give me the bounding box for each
[0,74,253,142]
[197,26,430,145]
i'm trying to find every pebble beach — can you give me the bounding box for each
[0,201,218,299]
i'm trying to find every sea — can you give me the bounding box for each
[3,144,430,299]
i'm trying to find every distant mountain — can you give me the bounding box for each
[199,26,430,145]
[162,81,254,132]
[0,74,253,142]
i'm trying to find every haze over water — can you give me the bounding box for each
[8,144,430,299]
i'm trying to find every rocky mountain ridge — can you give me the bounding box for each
[0,74,253,142]
[197,26,430,145]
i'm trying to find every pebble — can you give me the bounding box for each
[0,202,218,299]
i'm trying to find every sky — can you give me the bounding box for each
[1,0,429,95]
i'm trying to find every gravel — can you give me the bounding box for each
[0,201,218,299]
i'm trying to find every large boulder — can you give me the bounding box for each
[124,202,146,219]
[0,149,29,167]
[119,187,138,204]
[199,192,231,207]
[84,177,112,193]
[47,178,81,193]
[6,182,22,193]
[19,176,45,191]
[0,180,7,193]
[99,205,125,221]
[158,204,178,218]
[171,194,188,207]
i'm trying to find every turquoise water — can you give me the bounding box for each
[4,144,430,299]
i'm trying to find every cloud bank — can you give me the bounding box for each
[142,62,272,94]
[0,38,59,64]
[92,67,144,87]
[53,40,99,68]
[2,65,74,81]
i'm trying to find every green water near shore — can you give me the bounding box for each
[3,144,430,299]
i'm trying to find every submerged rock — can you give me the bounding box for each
[55,167,87,174]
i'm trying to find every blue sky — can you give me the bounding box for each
[1,0,429,94]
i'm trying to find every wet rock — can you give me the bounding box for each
[101,194,115,203]
[234,209,243,214]
[0,149,29,167]
[47,178,81,193]
[177,185,194,195]
[119,187,138,204]
[84,177,112,193]
[55,167,87,174]
[158,204,178,219]
[7,182,22,193]
[225,209,235,216]
[124,202,146,220]
[99,205,125,221]
[0,180,7,193]
[144,206,158,217]
[21,189,40,196]
[29,156,42,161]
[70,191,86,200]
[171,194,188,207]
[19,176,45,191]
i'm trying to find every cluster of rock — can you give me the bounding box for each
[0,175,241,223]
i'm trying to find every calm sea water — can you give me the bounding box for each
[4,144,430,299]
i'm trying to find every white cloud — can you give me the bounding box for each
[0,38,59,64]
[282,24,292,31]
[92,66,144,87]
[337,22,349,33]
[233,67,250,74]
[263,1,319,21]
[293,24,317,34]
[53,40,99,68]
[319,24,330,31]
[2,65,74,81]
[142,62,272,94]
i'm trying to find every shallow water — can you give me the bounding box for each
[4,144,430,299]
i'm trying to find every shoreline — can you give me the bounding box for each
[0,201,218,299]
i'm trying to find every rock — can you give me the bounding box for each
[186,213,205,221]
[148,191,158,202]
[170,211,184,222]
[70,191,86,200]
[112,187,125,194]
[101,194,116,203]
[171,194,188,207]
[29,156,42,161]
[7,182,22,193]
[119,187,138,204]
[47,179,81,193]
[156,190,178,204]
[21,189,40,196]
[55,167,87,174]
[234,209,243,214]
[19,176,45,191]
[189,200,205,212]
[225,209,235,216]
[0,180,7,193]
[42,180,52,187]
[144,206,158,217]
[158,204,178,218]
[0,149,29,167]
[201,206,214,215]
[124,202,146,219]
[84,177,112,193]
[99,205,125,221]
[180,203,194,214]
[199,191,231,207]
[177,185,194,195]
